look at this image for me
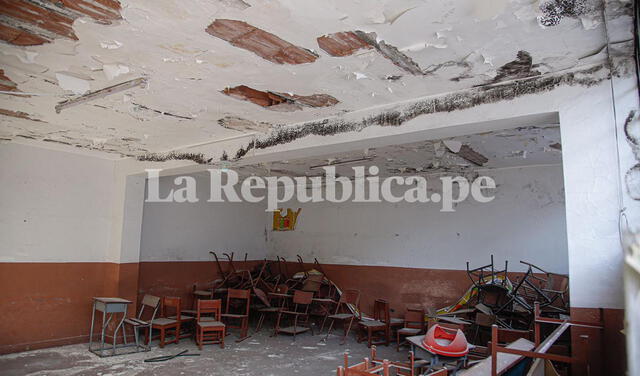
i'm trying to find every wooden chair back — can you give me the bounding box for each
[226,288,251,316]
[161,296,181,320]
[197,299,222,322]
[290,290,313,314]
[373,299,390,324]
[138,294,161,320]
[404,308,425,330]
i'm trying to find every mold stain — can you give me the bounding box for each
[229,63,608,160]
[138,151,212,164]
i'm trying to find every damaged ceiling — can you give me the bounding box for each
[0,0,633,158]
[233,125,563,179]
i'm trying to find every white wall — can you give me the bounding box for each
[139,173,269,262]
[0,142,117,262]
[268,165,568,273]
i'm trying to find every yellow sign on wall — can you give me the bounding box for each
[273,208,301,231]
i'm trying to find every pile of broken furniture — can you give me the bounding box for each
[115,253,600,375]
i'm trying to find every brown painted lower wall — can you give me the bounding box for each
[569,307,626,376]
[0,262,139,354]
[2,259,627,375]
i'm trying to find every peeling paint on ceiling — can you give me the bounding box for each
[0,0,634,159]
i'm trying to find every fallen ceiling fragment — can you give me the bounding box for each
[0,0,122,46]
[222,85,338,110]
[206,19,318,65]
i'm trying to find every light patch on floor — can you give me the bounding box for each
[0,329,405,376]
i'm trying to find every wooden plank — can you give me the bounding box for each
[459,338,534,376]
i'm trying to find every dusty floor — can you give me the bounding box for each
[0,327,406,376]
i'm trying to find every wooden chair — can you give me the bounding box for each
[337,345,416,376]
[357,299,391,347]
[123,294,160,350]
[151,296,181,348]
[274,290,314,340]
[323,289,360,344]
[221,288,251,341]
[196,299,225,349]
[396,308,426,351]
[182,284,213,317]
[256,284,289,332]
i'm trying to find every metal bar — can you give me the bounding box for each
[494,346,573,363]
[55,77,147,113]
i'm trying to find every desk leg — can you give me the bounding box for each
[113,310,127,355]
[89,301,96,351]
[100,311,106,355]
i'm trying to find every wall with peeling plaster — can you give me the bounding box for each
[139,173,269,262]
[0,142,118,262]
[267,165,568,274]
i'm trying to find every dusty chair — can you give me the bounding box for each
[182,284,213,317]
[396,308,426,351]
[151,296,182,348]
[274,290,314,340]
[337,345,416,376]
[196,299,225,349]
[124,294,160,350]
[323,289,361,344]
[358,299,393,347]
[256,284,289,332]
[221,288,251,341]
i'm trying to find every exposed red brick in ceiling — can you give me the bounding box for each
[0,108,42,122]
[316,31,372,57]
[222,85,338,110]
[206,19,318,65]
[0,69,20,93]
[316,30,424,75]
[0,0,122,46]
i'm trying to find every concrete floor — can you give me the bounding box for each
[1,328,407,376]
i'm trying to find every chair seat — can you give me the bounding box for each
[390,318,404,325]
[258,307,282,313]
[281,311,306,316]
[197,321,225,328]
[194,290,212,296]
[168,315,193,321]
[397,327,421,335]
[152,318,177,326]
[359,320,386,328]
[124,318,149,326]
[181,309,197,316]
[329,313,354,320]
[221,313,248,319]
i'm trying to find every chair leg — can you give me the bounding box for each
[343,318,354,345]
[159,327,165,348]
[293,315,298,341]
[324,319,335,342]
[273,312,282,337]
[368,328,373,348]
[220,328,225,349]
[396,332,400,352]
[256,313,265,332]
